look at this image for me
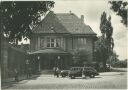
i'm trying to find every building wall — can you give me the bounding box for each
[30,34,67,51]
[66,36,94,62]
[30,34,94,62]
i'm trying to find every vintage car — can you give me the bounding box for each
[60,70,69,77]
[69,67,83,79]
[69,67,99,79]
[83,67,99,78]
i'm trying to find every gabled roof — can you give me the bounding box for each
[32,11,96,35]
[32,11,69,34]
[56,13,96,35]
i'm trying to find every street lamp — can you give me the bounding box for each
[38,56,40,72]
[26,59,29,71]
[26,59,29,65]
[58,56,60,60]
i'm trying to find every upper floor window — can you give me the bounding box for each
[83,38,86,45]
[40,37,44,47]
[56,38,61,47]
[46,37,61,48]
[78,37,86,46]
[46,37,50,47]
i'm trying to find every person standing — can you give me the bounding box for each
[27,67,31,78]
[14,69,19,82]
[56,67,59,77]
[26,59,30,79]
[53,67,57,77]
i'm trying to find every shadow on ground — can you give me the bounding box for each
[2,74,41,89]
[100,72,125,76]
[58,76,102,80]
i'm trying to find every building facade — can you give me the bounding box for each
[29,11,96,70]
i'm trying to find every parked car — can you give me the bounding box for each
[60,70,69,77]
[69,67,99,79]
[83,67,99,78]
[69,67,83,79]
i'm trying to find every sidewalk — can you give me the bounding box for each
[1,74,40,89]
[1,75,27,89]
[99,72,124,76]
[111,68,127,72]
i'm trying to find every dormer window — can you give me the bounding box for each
[51,26,54,32]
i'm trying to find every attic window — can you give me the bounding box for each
[51,26,54,32]
[51,26,54,29]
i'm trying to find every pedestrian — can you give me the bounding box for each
[27,68,31,78]
[53,67,57,77]
[14,69,19,82]
[56,67,59,77]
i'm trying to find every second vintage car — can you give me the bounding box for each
[69,67,99,79]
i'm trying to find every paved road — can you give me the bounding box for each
[3,72,127,90]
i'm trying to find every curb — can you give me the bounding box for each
[111,68,127,72]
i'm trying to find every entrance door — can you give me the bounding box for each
[40,55,55,70]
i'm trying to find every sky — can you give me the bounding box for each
[53,0,127,60]
[21,0,127,60]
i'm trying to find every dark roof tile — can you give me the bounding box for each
[32,11,96,35]
[56,13,96,35]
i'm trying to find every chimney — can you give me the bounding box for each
[81,15,84,22]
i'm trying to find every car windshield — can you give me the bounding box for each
[84,67,96,71]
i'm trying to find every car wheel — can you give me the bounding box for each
[62,75,66,77]
[83,74,86,78]
[89,75,92,78]
[71,76,75,79]
[62,75,64,77]
[90,75,95,78]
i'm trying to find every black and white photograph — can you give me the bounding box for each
[0,0,128,90]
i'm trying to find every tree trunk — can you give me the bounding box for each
[15,39,18,45]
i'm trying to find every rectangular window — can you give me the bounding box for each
[77,37,86,47]
[51,38,55,47]
[51,38,54,43]
[47,43,50,47]
[56,42,59,47]
[46,37,61,48]
[56,37,61,47]
[83,38,86,45]
[51,43,54,47]
[46,37,50,47]
[40,37,44,47]
[78,38,81,46]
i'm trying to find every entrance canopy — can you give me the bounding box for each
[29,49,70,55]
